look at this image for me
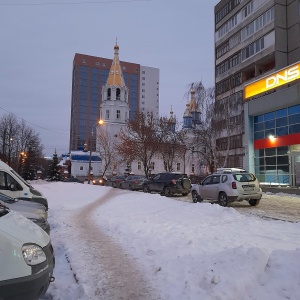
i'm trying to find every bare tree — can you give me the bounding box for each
[116,112,161,178]
[0,113,44,173]
[186,80,244,173]
[96,126,117,177]
[158,115,186,172]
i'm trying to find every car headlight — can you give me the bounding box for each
[22,244,46,266]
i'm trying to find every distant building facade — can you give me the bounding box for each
[69,51,159,152]
[215,0,300,185]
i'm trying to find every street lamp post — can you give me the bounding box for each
[88,120,104,184]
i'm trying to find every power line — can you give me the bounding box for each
[0,105,69,136]
[0,0,151,6]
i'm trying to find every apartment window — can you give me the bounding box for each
[102,63,106,67]
[176,163,180,171]
[142,95,145,98]
[142,71,145,74]
[142,89,145,92]
[138,161,142,170]
[80,166,83,170]
[242,1,253,18]
[116,110,120,119]
[230,134,243,149]
[215,0,241,24]
[95,62,100,66]
[142,83,145,86]
[241,36,264,61]
[142,77,145,80]
[82,59,86,63]
[122,66,126,70]
[105,110,110,119]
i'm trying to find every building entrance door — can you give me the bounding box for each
[289,151,300,186]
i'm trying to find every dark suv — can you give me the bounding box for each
[143,172,191,197]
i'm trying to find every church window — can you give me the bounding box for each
[138,161,141,170]
[116,88,120,100]
[117,110,120,119]
[176,163,180,171]
[107,88,111,100]
[106,110,110,119]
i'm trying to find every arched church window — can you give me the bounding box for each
[107,88,111,100]
[116,88,120,100]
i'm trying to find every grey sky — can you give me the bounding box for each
[0,0,219,157]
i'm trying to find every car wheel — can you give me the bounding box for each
[192,190,200,203]
[249,199,260,206]
[143,185,150,193]
[163,187,172,197]
[218,192,228,207]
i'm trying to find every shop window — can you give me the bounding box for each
[289,124,300,134]
[265,120,275,130]
[276,117,287,127]
[276,126,288,136]
[288,105,300,115]
[265,147,276,156]
[276,108,287,118]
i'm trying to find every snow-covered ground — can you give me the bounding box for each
[35,181,300,300]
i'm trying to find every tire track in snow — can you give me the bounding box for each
[72,188,159,300]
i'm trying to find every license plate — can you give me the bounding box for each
[243,186,254,191]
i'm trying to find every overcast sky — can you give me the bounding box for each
[0,0,219,157]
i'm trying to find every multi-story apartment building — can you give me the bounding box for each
[215,0,300,185]
[69,51,159,152]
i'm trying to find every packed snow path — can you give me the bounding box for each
[72,188,159,300]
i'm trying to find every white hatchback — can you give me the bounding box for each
[191,168,262,207]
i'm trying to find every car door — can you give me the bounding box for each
[199,175,221,200]
[198,176,213,199]
[150,174,164,192]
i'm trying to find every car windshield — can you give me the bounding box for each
[233,173,256,182]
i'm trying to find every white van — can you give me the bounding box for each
[0,205,55,299]
[0,160,48,209]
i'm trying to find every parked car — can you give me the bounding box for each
[92,177,107,186]
[191,168,262,207]
[0,192,50,234]
[64,177,83,183]
[119,175,147,190]
[143,172,191,197]
[0,205,55,300]
[110,175,128,188]
[0,160,48,209]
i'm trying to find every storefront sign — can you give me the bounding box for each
[244,62,300,99]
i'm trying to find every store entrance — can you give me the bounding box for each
[289,151,300,186]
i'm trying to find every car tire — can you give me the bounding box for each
[218,192,228,207]
[192,190,201,203]
[249,199,260,206]
[143,185,150,193]
[182,178,191,190]
[163,187,172,197]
